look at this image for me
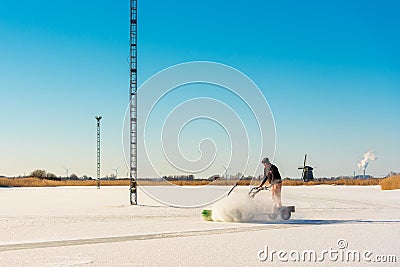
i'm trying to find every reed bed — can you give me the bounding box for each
[380,175,400,190]
[0,177,389,188]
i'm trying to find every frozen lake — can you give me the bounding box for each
[0,185,399,266]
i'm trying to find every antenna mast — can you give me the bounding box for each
[95,116,102,189]
[129,0,138,205]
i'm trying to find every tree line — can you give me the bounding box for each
[28,169,88,180]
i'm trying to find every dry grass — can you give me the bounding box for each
[0,178,224,187]
[0,178,254,187]
[0,178,129,187]
[166,179,251,186]
[380,175,400,190]
[147,178,385,187]
[0,177,387,187]
[283,178,382,186]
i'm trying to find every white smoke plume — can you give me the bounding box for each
[357,150,377,170]
[211,188,273,222]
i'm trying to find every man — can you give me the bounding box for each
[258,157,282,208]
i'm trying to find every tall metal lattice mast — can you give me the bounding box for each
[129,0,138,205]
[95,116,102,189]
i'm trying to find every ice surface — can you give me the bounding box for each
[0,185,399,266]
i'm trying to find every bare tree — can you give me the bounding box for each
[30,169,46,178]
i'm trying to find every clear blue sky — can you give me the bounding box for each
[0,0,399,178]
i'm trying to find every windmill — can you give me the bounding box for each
[298,154,314,182]
[222,166,231,180]
[64,167,71,179]
[112,167,119,179]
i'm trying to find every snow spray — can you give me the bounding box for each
[210,188,273,222]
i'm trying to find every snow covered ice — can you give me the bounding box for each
[0,185,399,266]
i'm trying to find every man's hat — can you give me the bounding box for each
[261,157,270,164]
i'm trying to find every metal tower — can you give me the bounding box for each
[129,0,138,205]
[64,167,71,179]
[96,116,102,189]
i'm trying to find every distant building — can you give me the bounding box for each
[164,175,194,181]
[208,175,220,181]
[353,175,372,179]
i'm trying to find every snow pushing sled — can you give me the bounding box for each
[201,186,295,221]
[248,186,295,220]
